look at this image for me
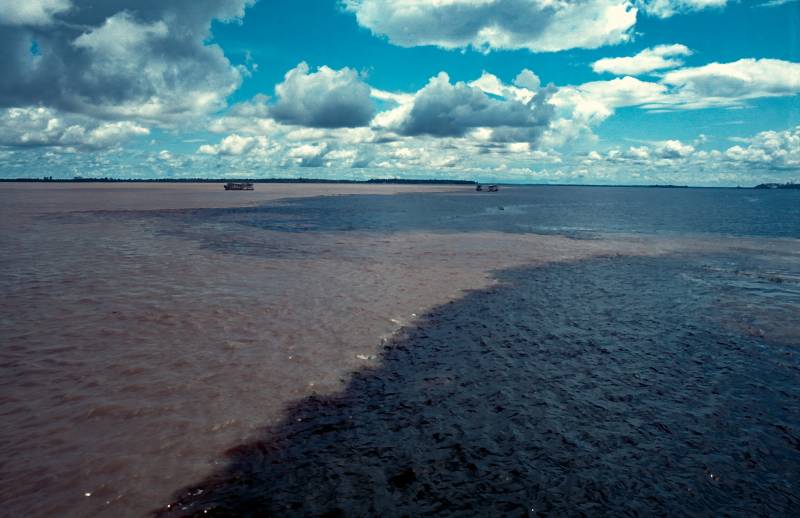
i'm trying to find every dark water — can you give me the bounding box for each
[162,254,800,516]
[5,185,798,516]
[156,188,800,516]
[172,186,800,239]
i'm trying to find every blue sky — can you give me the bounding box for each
[1,0,799,185]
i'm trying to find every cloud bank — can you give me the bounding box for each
[0,0,253,122]
[0,106,148,149]
[0,1,796,186]
[661,59,800,104]
[343,0,732,53]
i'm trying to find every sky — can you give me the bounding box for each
[0,0,798,185]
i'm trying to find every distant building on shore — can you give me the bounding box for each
[754,182,799,189]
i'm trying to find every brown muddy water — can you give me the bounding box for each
[1,183,798,516]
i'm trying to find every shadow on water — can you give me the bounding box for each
[158,255,799,516]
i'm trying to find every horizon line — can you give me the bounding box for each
[2,177,799,189]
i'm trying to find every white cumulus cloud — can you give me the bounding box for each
[659,58,800,109]
[592,44,693,75]
[654,139,695,158]
[284,143,330,167]
[270,62,374,128]
[0,106,148,149]
[637,0,728,18]
[1,1,254,123]
[343,0,638,52]
[395,71,556,143]
[199,134,266,156]
[724,126,800,170]
[0,0,71,26]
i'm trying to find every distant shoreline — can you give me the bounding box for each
[1,177,475,186]
[0,178,789,189]
[754,182,800,190]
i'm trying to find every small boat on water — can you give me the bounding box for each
[224,182,254,191]
[476,184,499,192]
